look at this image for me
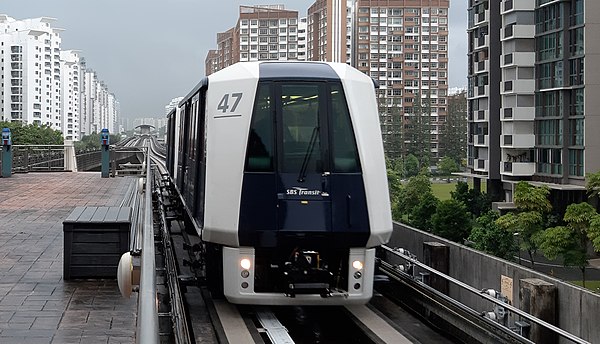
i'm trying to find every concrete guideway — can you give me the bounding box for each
[0,172,137,343]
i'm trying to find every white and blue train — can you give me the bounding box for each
[166,61,392,305]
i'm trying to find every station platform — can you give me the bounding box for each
[0,172,137,344]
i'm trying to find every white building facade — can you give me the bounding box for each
[1,15,119,141]
[60,50,81,141]
[0,16,63,130]
[80,69,118,135]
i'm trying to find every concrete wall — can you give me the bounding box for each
[388,223,600,344]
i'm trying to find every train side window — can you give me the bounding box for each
[246,84,274,172]
[330,83,360,173]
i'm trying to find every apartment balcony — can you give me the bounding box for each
[474,9,489,27]
[502,52,536,67]
[501,107,535,121]
[475,109,489,122]
[474,159,489,172]
[475,59,490,73]
[501,0,535,14]
[501,24,535,41]
[474,35,489,50]
[475,84,489,97]
[474,134,489,147]
[501,161,535,176]
[501,79,535,94]
[501,134,535,149]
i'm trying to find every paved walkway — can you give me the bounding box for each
[0,172,137,344]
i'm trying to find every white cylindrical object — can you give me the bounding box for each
[117,252,133,298]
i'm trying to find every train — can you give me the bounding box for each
[165,61,392,305]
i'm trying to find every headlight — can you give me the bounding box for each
[352,260,363,270]
[240,258,251,270]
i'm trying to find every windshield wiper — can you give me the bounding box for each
[297,126,319,183]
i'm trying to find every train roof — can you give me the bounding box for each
[258,61,339,81]
[179,77,208,107]
[178,61,377,107]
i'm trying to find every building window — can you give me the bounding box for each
[569,149,584,176]
[569,119,584,146]
[537,148,562,175]
[536,4,563,33]
[536,119,563,146]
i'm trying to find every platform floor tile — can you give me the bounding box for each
[0,173,137,343]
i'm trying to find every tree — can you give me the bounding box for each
[468,211,516,260]
[437,156,459,176]
[387,160,404,221]
[584,172,600,249]
[410,192,439,231]
[431,199,472,242]
[397,174,432,222]
[537,202,599,287]
[440,91,467,167]
[404,154,420,178]
[451,181,491,217]
[588,216,600,251]
[586,171,600,210]
[406,91,431,167]
[586,171,600,199]
[496,182,552,268]
[0,121,63,145]
[75,132,121,151]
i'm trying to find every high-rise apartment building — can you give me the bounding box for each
[204,1,451,164]
[60,50,81,141]
[205,50,219,76]
[467,0,502,198]
[1,16,118,141]
[346,0,356,64]
[298,17,308,60]
[0,16,63,131]
[352,0,450,161]
[205,5,304,75]
[80,69,119,135]
[307,0,347,62]
[467,0,600,206]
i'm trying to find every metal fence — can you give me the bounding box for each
[0,145,76,173]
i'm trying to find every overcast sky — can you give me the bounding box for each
[2,0,467,118]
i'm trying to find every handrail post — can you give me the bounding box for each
[136,150,159,343]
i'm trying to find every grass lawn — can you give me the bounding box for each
[570,280,600,292]
[431,183,458,200]
[431,180,488,201]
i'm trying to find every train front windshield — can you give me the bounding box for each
[246,81,361,175]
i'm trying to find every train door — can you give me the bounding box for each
[327,83,370,245]
[183,96,199,209]
[275,83,332,233]
[194,89,207,225]
[177,103,190,193]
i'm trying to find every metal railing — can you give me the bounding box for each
[1,145,75,172]
[381,245,591,344]
[137,151,159,343]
